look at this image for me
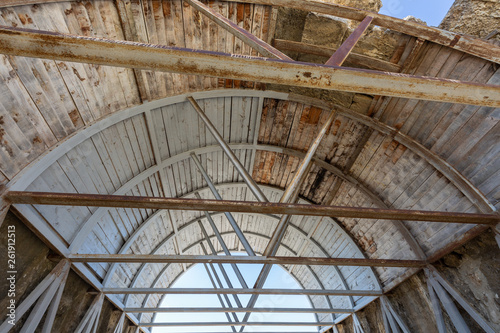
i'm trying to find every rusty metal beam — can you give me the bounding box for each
[185,0,292,60]
[68,254,426,267]
[8,191,500,224]
[101,287,383,297]
[1,0,499,64]
[124,307,354,314]
[223,0,500,64]
[0,26,498,107]
[325,16,373,66]
[139,322,336,327]
[273,39,401,72]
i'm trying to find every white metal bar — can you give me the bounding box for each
[429,267,495,333]
[0,260,68,333]
[429,277,471,333]
[124,307,353,313]
[188,96,268,202]
[41,262,71,333]
[75,294,104,333]
[139,322,337,327]
[19,274,62,333]
[190,153,256,256]
[113,313,125,333]
[425,271,447,333]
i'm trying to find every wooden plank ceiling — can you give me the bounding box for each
[0,0,499,328]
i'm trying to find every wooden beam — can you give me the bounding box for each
[8,191,500,224]
[185,0,292,60]
[223,0,500,64]
[68,254,426,267]
[1,0,498,64]
[273,39,401,72]
[325,16,373,66]
[0,26,498,107]
[101,287,383,297]
[124,307,354,314]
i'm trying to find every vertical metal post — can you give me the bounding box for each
[265,111,336,255]
[190,153,255,256]
[325,16,374,67]
[380,296,410,333]
[187,96,268,203]
[353,313,365,333]
[494,224,500,249]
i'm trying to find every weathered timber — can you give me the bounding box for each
[185,0,292,60]
[0,26,498,106]
[273,39,401,71]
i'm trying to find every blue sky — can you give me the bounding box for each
[153,262,317,332]
[150,2,458,331]
[379,0,456,26]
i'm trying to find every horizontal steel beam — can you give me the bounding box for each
[1,0,498,64]
[124,307,354,314]
[0,26,498,107]
[68,254,426,267]
[8,191,500,224]
[139,322,335,327]
[222,0,500,64]
[102,288,382,297]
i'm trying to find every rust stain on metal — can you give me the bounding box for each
[6,191,500,225]
[449,34,461,47]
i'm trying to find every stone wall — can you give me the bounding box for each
[440,0,500,41]
[332,230,500,332]
[0,212,136,332]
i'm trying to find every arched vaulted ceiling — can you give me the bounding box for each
[0,0,499,331]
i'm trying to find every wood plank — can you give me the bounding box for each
[3,0,500,62]
[1,26,498,106]
[186,0,291,60]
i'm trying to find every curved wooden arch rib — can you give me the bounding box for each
[129,229,338,325]
[63,143,424,262]
[7,89,491,264]
[130,228,375,325]
[6,90,494,218]
[1,0,498,64]
[1,89,424,259]
[100,183,376,306]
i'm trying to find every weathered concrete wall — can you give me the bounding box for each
[0,212,136,332]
